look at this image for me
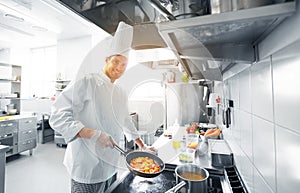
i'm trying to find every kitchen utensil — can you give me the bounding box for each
[225,107,231,128]
[165,181,186,193]
[174,164,209,193]
[114,144,165,178]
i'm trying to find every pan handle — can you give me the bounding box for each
[165,181,186,193]
[114,144,127,155]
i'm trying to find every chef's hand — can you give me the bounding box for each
[91,130,115,148]
[142,145,158,155]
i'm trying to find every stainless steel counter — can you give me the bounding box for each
[0,145,9,193]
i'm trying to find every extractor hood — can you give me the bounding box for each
[57,0,296,81]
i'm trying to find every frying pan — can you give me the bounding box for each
[114,144,165,178]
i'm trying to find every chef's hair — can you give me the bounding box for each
[107,54,126,60]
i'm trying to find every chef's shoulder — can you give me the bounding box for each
[73,73,99,84]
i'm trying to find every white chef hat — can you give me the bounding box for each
[74,22,133,81]
[107,21,133,58]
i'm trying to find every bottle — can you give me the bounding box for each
[172,119,181,149]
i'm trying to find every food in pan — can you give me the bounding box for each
[129,157,161,174]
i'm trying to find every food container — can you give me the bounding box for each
[186,134,199,149]
[179,148,195,163]
[208,139,234,167]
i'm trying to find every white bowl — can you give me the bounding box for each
[8,109,17,115]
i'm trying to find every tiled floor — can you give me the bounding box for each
[5,142,70,193]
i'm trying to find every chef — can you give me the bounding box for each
[49,22,156,193]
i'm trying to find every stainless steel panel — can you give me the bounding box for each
[232,109,241,146]
[253,166,274,193]
[251,59,273,122]
[225,137,254,192]
[276,125,300,193]
[273,39,300,133]
[18,129,37,141]
[209,139,234,167]
[230,74,240,109]
[258,1,300,59]
[0,120,17,135]
[18,139,36,153]
[238,155,254,192]
[239,111,252,161]
[239,68,251,112]
[19,117,37,131]
[159,2,295,45]
[252,116,276,192]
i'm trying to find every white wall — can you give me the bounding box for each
[0,49,10,63]
[57,36,93,81]
[223,2,300,192]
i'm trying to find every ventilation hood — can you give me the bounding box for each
[57,0,296,81]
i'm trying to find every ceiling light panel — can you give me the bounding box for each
[0,1,61,34]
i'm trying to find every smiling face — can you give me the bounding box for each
[104,54,128,83]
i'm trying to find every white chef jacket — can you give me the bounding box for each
[49,71,139,183]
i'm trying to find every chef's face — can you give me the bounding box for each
[104,54,128,82]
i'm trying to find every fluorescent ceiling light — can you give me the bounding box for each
[4,13,24,22]
[133,48,177,63]
[0,23,33,36]
[31,25,48,31]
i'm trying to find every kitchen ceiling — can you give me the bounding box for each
[0,0,107,49]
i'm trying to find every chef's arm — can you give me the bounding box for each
[77,127,115,148]
[134,138,145,149]
[134,138,157,153]
[76,127,95,138]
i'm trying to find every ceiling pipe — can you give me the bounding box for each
[148,0,176,21]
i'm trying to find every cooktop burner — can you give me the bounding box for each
[107,164,224,193]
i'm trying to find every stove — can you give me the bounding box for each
[105,164,247,193]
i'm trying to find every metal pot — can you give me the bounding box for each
[174,164,209,193]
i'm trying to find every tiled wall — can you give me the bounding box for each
[223,38,300,193]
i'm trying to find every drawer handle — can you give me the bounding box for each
[1,123,15,127]
[25,120,32,123]
[22,141,32,145]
